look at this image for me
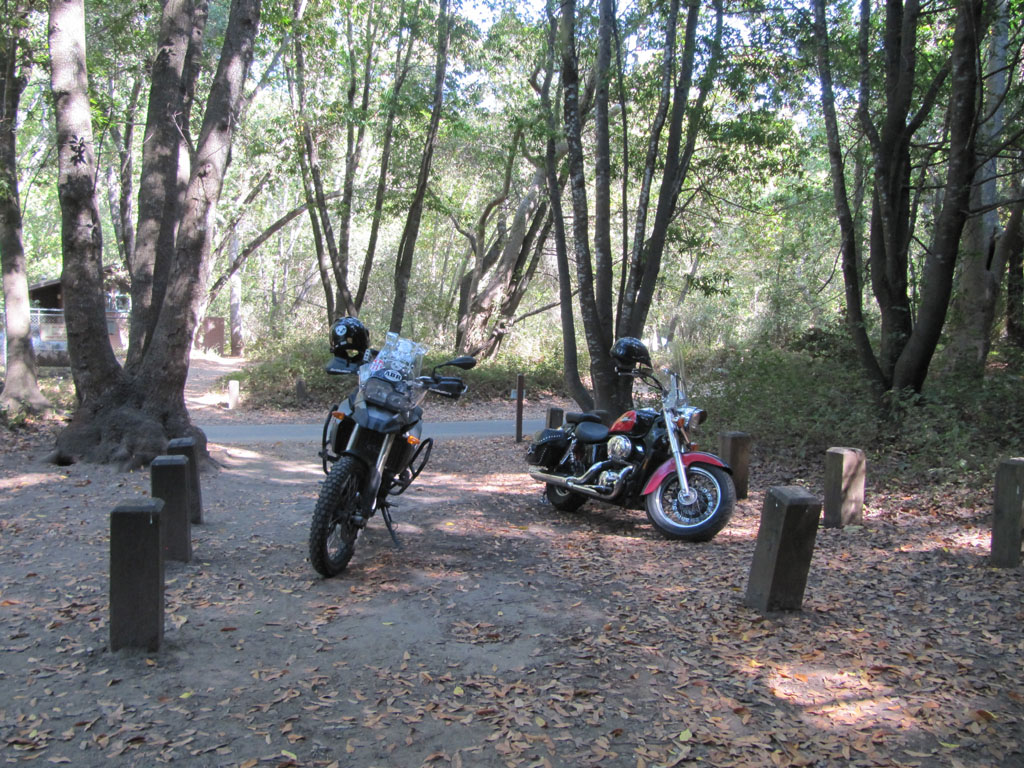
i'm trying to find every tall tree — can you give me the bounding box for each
[558,0,724,414]
[125,0,202,370]
[944,0,1021,376]
[388,0,450,334]
[355,0,416,311]
[813,0,987,394]
[1,0,49,413]
[541,3,591,409]
[52,0,262,466]
[49,0,122,407]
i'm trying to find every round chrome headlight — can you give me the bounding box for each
[607,435,633,460]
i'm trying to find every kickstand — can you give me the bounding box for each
[380,504,402,549]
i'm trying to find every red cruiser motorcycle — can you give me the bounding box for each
[526,338,735,541]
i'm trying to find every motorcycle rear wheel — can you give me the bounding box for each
[645,463,735,541]
[309,456,366,577]
[546,482,587,512]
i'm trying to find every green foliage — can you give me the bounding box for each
[691,345,882,458]
[687,341,1024,491]
[236,328,571,407]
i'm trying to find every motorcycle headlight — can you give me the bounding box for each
[676,406,707,431]
[607,435,633,461]
[363,377,393,406]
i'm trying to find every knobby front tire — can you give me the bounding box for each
[645,463,735,542]
[309,456,366,577]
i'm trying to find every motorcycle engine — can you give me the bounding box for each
[598,469,626,489]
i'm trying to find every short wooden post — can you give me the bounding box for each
[295,379,308,402]
[110,500,165,652]
[546,407,564,429]
[718,431,751,499]
[167,437,202,524]
[151,455,192,563]
[745,486,822,613]
[515,373,526,443]
[991,458,1024,568]
[228,379,240,409]
[824,447,866,528]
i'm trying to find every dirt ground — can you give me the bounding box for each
[1,357,1022,767]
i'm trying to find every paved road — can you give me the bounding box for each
[199,418,546,444]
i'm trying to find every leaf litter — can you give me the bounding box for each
[0,424,1022,767]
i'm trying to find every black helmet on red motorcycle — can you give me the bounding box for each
[330,316,369,363]
[610,337,652,372]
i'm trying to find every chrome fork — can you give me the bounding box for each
[664,408,697,506]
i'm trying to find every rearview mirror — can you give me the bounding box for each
[436,355,476,372]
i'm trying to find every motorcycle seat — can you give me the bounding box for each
[566,411,607,425]
[575,421,610,444]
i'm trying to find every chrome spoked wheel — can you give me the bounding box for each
[645,464,735,542]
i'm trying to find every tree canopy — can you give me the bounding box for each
[2,0,1023,458]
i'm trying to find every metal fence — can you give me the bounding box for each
[1,309,129,368]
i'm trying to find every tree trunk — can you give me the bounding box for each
[624,0,722,341]
[891,0,984,392]
[814,0,977,395]
[542,7,591,412]
[355,5,415,311]
[289,0,354,321]
[125,0,195,370]
[1,2,49,413]
[454,128,521,354]
[592,0,614,339]
[618,0,678,340]
[335,7,376,317]
[388,0,449,334]
[53,0,261,466]
[812,0,886,391]
[49,0,123,408]
[1008,205,1024,346]
[561,0,618,414]
[229,269,244,357]
[460,193,551,360]
[943,0,1009,376]
[467,211,550,360]
[106,76,141,268]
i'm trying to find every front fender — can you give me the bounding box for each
[641,453,732,496]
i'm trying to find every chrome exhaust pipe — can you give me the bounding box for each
[530,458,614,487]
[530,464,634,501]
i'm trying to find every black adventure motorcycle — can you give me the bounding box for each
[309,317,476,577]
[527,337,735,541]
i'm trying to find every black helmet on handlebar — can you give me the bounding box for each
[330,316,369,363]
[610,336,652,372]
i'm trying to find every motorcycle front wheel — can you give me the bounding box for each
[645,463,735,542]
[309,456,366,577]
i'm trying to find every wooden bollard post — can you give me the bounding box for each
[824,447,866,528]
[228,379,240,409]
[167,437,202,524]
[745,486,822,613]
[151,455,192,563]
[546,407,564,429]
[718,431,751,499]
[515,373,526,443]
[110,500,165,652]
[991,458,1024,568]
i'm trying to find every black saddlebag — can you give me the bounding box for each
[526,428,569,469]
